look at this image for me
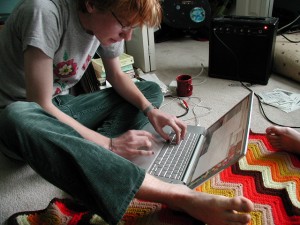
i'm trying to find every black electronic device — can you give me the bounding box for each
[208,16,279,85]
[155,0,211,42]
[162,0,211,29]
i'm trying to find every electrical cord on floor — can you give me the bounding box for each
[240,82,300,129]
[277,14,300,35]
[162,95,212,126]
[163,95,189,118]
[191,63,208,86]
[281,33,300,43]
[276,15,300,46]
[213,28,300,129]
[182,96,212,126]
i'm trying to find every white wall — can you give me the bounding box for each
[235,0,274,17]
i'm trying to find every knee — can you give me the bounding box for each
[0,102,41,128]
[147,81,162,94]
[138,81,164,105]
[150,82,164,106]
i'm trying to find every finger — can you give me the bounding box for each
[125,130,156,145]
[177,121,187,139]
[132,130,156,140]
[126,134,156,153]
[134,149,155,156]
[138,137,153,150]
[124,148,154,156]
[173,120,187,143]
[155,127,171,142]
[169,120,184,144]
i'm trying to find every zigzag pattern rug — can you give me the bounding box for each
[7,132,300,225]
[197,132,300,225]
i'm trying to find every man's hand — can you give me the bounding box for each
[111,130,156,158]
[147,108,187,144]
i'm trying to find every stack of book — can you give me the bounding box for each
[92,53,135,87]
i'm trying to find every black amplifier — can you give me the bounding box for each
[208,16,279,85]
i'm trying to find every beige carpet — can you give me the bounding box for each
[1,38,300,224]
[154,38,300,134]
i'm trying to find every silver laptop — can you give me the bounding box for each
[131,92,253,189]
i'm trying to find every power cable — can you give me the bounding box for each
[213,29,300,128]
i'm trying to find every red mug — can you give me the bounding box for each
[176,74,193,97]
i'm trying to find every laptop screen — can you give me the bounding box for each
[188,92,253,189]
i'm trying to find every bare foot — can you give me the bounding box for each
[139,175,254,225]
[266,126,300,154]
[169,186,254,225]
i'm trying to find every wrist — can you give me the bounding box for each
[143,104,158,117]
[108,137,114,151]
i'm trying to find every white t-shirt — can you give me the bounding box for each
[0,0,124,110]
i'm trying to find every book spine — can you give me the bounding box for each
[125,69,136,78]
[92,55,134,71]
[121,64,134,72]
[120,57,134,67]
[92,53,135,85]
[100,66,134,77]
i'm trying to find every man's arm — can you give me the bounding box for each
[24,46,111,149]
[102,56,152,112]
[23,46,155,157]
[103,56,187,143]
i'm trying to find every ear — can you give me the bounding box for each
[85,0,97,13]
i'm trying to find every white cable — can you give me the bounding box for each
[278,15,300,33]
[192,63,207,86]
[182,105,212,125]
[182,97,212,126]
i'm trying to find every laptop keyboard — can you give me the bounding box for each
[148,132,200,180]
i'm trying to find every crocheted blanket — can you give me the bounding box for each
[7,132,300,225]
